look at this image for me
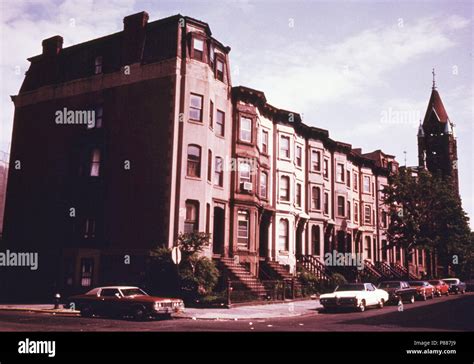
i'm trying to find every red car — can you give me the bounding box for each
[429,280,450,297]
[408,281,435,301]
[68,286,185,320]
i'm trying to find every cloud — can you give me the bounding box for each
[235,15,470,113]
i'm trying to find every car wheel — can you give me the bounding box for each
[80,305,94,318]
[409,295,415,304]
[422,292,427,301]
[430,292,435,299]
[445,291,449,296]
[358,300,366,312]
[377,299,384,309]
[131,305,146,321]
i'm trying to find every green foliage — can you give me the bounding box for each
[383,168,472,278]
[299,271,321,294]
[147,232,220,300]
[330,272,347,287]
[180,255,220,298]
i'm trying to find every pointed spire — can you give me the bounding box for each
[432,68,436,90]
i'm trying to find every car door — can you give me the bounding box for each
[365,284,376,305]
[98,288,121,314]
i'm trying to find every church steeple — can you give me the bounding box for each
[417,71,459,194]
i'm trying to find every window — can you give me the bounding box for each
[261,130,268,154]
[365,236,372,259]
[260,172,268,198]
[280,176,290,201]
[90,148,101,177]
[187,144,201,177]
[216,110,225,136]
[312,226,321,256]
[193,38,204,61]
[296,183,302,207]
[346,170,351,187]
[364,205,371,224]
[216,59,224,81]
[209,100,214,128]
[84,218,96,239]
[347,201,351,220]
[80,258,94,287]
[189,94,203,122]
[323,159,329,178]
[353,172,359,191]
[278,219,289,251]
[312,150,321,172]
[295,145,302,167]
[363,175,371,193]
[382,210,388,228]
[354,202,359,222]
[237,211,249,250]
[185,200,199,233]
[324,192,329,214]
[240,116,252,142]
[206,203,210,234]
[336,163,345,182]
[214,157,223,187]
[312,186,321,210]
[207,150,212,182]
[88,105,103,129]
[239,160,251,184]
[209,45,215,67]
[94,56,102,74]
[337,196,345,217]
[280,136,290,158]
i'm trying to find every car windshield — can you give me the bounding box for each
[409,282,424,286]
[442,279,457,284]
[120,288,148,296]
[335,284,365,292]
[379,282,400,288]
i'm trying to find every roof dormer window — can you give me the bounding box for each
[192,38,204,61]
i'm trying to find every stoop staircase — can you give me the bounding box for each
[218,258,267,296]
[260,260,302,291]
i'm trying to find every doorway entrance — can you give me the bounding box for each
[212,206,225,254]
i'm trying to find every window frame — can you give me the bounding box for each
[189,93,204,122]
[216,109,225,137]
[279,175,290,202]
[187,144,202,178]
[239,116,252,143]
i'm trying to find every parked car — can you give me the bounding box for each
[428,280,450,297]
[68,286,185,320]
[319,283,389,312]
[442,278,467,294]
[408,281,435,301]
[377,281,417,304]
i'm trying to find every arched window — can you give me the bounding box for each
[187,144,201,177]
[278,219,289,251]
[312,225,320,256]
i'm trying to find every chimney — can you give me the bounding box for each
[122,11,149,65]
[42,35,63,57]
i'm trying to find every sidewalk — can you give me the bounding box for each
[0,304,79,316]
[178,299,321,320]
[0,299,321,320]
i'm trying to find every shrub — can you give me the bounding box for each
[330,272,347,288]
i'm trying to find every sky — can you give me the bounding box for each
[0,0,472,222]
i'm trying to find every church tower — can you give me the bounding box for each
[417,69,459,193]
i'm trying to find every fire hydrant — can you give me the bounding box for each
[54,293,61,309]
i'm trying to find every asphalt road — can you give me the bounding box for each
[0,293,472,332]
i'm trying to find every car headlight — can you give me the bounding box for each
[154,302,161,309]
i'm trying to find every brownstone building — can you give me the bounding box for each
[3,11,428,300]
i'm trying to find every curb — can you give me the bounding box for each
[0,307,80,316]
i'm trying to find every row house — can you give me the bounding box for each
[3,11,426,299]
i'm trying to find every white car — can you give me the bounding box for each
[320,283,389,312]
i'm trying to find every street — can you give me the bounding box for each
[0,293,472,332]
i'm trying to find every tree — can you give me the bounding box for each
[383,168,472,279]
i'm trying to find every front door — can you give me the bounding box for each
[213,206,225,254]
